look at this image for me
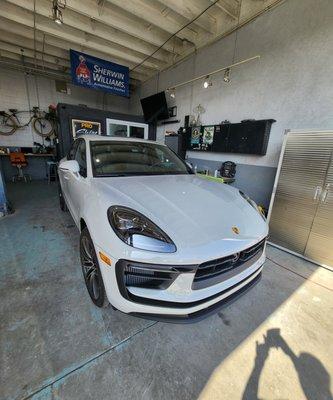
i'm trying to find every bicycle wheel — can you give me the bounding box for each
[0,114,17,135]
[33,117,54,138]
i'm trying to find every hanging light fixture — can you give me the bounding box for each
[203,75,212,89]
[223,68,231,83]
[167,88,176,99]
[52,0,65,25]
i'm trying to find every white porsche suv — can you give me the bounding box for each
[58,135,268,322]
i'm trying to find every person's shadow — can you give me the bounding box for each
[242,328,332,400]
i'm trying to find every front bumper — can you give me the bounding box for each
[96,240,266,322]
[131,269,262,323]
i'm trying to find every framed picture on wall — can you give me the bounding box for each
[71,119,101,138]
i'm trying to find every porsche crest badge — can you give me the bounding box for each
[232,226,240,234]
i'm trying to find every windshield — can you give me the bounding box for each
[90,140,192,177]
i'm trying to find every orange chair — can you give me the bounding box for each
[9,152,31,182]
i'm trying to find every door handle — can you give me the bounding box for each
[313,186,322,201]
[321,183,330,203]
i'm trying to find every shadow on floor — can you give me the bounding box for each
[1,182,332,400]
[243,328,333,400]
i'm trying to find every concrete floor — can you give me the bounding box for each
[0,182,332,400]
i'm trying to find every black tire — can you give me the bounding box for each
[80,227,109,308]
[58,185,68,212]
[0,114,17,135]
[33,117,54,138]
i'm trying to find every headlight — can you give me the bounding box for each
[239,191,266,220]
[108,206,176,253]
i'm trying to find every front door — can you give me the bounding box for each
[66,139,88,225]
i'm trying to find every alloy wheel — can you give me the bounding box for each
[81,235,102,301]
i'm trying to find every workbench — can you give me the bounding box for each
[0,153,55,181]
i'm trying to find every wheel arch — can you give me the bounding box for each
[80,217,87,232]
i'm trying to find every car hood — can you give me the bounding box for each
[93,174,268,253]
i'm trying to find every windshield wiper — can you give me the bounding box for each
[95,171,189,177]
[95,173,128,177]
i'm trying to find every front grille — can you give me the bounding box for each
[194,238,266,284]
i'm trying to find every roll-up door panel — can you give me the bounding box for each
[269,132,333,257]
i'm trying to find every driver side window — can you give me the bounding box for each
[67,141,79,160]
[74,140,87,178]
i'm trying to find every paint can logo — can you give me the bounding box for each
[76,55,91,84]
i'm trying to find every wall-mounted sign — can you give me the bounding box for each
[191,127,201,149]
[72,119,101,138]
[70,50,129,97]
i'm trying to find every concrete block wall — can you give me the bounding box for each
[130,0,333,206]
[0,68,130,148]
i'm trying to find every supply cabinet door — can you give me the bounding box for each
[304,139,333,267]
[269,131,333,255]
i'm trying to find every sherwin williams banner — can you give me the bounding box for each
[70,50,129,97]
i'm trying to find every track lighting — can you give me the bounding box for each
[223,68,231,83]
[165,55,260,93]
[203,76,212,89]
[52,0,65,25]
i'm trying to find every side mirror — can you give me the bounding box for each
[59,160,80,174]
[185,161,194,173]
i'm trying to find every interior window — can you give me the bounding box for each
[74,140,87,177]
[107,123,128,137]
[129,126,145,138]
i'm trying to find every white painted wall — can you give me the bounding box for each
[0,68,130,147]
[130,0,333,168]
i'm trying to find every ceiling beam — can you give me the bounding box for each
[1,1,167,71]
[213,0,239,20]
[64,0,186,54]
[105,0,214,39]
[5,0,173,64]
[0,58,72,82]
[0,29,69,64]
[157,0,220,34]
[0,41,70,69]
[0,49,68,72]
[0,17,148,81]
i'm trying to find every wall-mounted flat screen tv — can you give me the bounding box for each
[140,91,169,122]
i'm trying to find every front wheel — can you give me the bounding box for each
[80,228,109,308]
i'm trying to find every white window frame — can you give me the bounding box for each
[106,118,148,139]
